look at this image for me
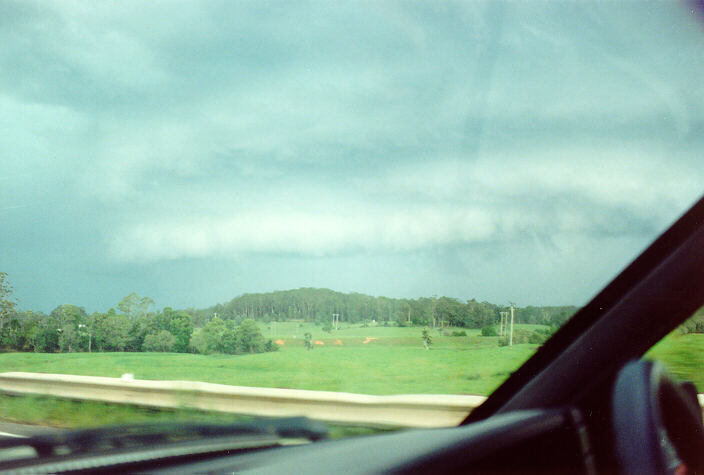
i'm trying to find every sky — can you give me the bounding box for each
[2,1,704,313]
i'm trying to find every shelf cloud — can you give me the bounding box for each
[2,0,704,310]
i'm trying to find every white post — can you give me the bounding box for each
[509,305,514,347]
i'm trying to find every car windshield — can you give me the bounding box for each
[1,1,703,435]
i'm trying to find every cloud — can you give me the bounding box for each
[110,205,497,261]
[107,143,702,263]
[3,0,704,311]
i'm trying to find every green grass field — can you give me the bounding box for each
[260,321,546,340]
[1,329,692,434]
[0,324,549,429]
[647,332,704,391]
[0,343,535,396]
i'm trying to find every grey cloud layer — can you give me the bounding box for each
[1,0,704,310]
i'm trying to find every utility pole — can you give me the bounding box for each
[332,313,339,330]
[431,295,437,329]
[509,303,515,347]
[499,311,508,336]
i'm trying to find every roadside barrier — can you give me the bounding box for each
[0,372,486,428]
[3,372,700,428]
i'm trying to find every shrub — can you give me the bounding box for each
[265,339,279,352]
[421,328,432,350]
[528,328,554,345]
[679,314,704,334]
[481,326,497,337]
[142,330,176,352]
[235,318,266,353]
[497,328,536,346]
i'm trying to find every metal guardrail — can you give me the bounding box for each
[0,372,486,428]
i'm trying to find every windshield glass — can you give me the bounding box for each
[1,1,703,434]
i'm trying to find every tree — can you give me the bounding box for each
[235,318,265,354]
[92,310,128,351]
[191,317,227,354]
[50,304,87,352]
[125,319,150,352]
[421,327,432,350]
[142,330,176,352]
[26,312,60,353]
[304,332,313,350]
[118,293,154,320]
[0,272,17,334]
[156,308,194,353]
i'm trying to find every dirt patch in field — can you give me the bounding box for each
[362,337,377,344]
[274,339,285,345]
[314,340,325,346]
[334,339,343,345]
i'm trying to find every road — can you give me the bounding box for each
[0,421,61,439]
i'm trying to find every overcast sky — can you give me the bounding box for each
[2,1,704,313]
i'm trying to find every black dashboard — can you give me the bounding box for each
[154,409,593,474]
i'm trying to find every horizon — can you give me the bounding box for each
[14,284,580,315]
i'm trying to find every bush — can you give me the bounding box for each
[235,318,266,353]
[679,314,704,334]
[421,327,432,349]
[481,326,497,337]
[142,330,176,352]
[497,328,539,346]
[322,324,332,333]
[265,339,279,352]
[528,328,554,345]
[452,330,467,337]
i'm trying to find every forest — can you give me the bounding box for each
[0,272,578,355]
[193,288,577,329]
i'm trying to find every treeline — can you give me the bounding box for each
[196,288,578,329]
[0,272,578,354]
[0,286,277,355]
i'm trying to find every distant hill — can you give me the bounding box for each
[189,288,578,330]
